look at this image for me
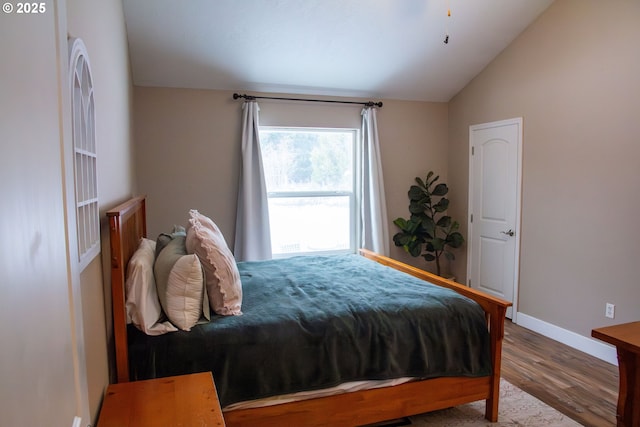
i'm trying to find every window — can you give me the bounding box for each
[69,38,99,270]
[260,127,359,256]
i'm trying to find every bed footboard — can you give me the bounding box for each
[358,248,511,421]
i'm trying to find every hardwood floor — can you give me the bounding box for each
[501,320,619,427]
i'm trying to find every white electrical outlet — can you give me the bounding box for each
[605,303,615,319]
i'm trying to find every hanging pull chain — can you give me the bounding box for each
[444,1,451,44]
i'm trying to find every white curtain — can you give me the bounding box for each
[361,107,390,256]
[234,101,272,261]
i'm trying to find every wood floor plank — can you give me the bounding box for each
[502,320,619,427]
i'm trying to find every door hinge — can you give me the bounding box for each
[471,146,475,155]
[468,279,472,287]
[470,213,473,223]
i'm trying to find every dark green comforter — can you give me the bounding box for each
[128,254,491,406]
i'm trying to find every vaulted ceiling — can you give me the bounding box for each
[123,0,554,102]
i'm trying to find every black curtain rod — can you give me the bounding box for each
[233,93,383,108]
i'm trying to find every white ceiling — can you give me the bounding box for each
[122,0,554,102]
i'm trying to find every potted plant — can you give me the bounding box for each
[393,171,464,277]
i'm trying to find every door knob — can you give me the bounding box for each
[501,229,515,237]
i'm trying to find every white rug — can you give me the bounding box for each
[407,379,582,426]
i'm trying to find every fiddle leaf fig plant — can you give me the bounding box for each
[393,171,464,276]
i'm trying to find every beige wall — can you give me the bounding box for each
[448,0,640,337]
[0,4,78,426]
[1,0,134,425]
[66,0,135,422]
[67,0,135,205]
[133,88,448,269]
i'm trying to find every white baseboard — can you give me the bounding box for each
[515,312,618,366]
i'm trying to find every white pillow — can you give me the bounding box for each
[154,235,209,331]
[186,210,243,316]
[125,238,177,335]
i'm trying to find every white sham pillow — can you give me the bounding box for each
[186,210,243,316]
[154,235,209,331]
[125,238,178,335]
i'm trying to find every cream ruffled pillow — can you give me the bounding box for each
[186,210,242,316]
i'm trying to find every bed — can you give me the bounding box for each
[107,196,511,427]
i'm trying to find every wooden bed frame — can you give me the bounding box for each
[107,196,511,427]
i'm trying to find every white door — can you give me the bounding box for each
[467,118,522,320]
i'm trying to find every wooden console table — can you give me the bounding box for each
[98,372,225,427]
[592,321,640,427]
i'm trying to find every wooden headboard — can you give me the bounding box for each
[106,195,147,383]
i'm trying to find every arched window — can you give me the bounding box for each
[69,38,99,270]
